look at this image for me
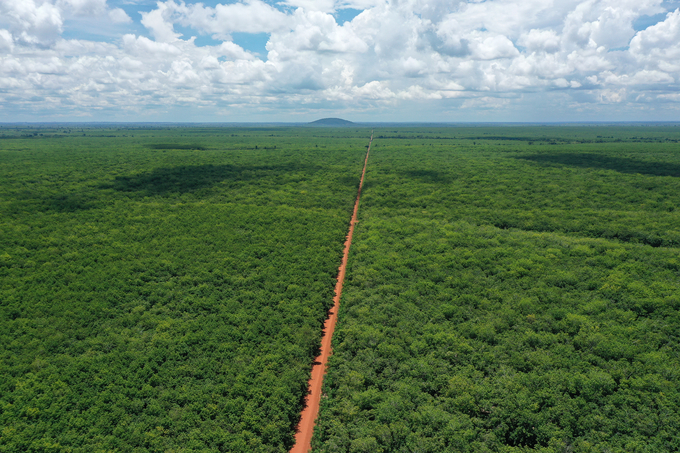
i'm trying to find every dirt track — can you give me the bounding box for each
[290,133,373,453]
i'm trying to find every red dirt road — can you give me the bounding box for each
[290,133,373,453]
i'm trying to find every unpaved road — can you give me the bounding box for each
[290,133,373,453]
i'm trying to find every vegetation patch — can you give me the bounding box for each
[314,126,680,453]
[146,143,207,150]
[0,126,370,453]
[2,125,680,452]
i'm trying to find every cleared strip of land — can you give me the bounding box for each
[291,132,373,453]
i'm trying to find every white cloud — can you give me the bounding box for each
[354,80,395,99]
[217,41,258,61]
[630,9,680,65]
[518,29,561,53]
[140,3,181,42]
[461,96,513,110]
[159,0,289,39]
[657,92,680,101]
[266,9,368,59]
[0,0,680,120]
[602,69,675,85]
[0,30,14,52]
[468,32,519,60]
[0,0,64,46]
[401,56,426,77]
[598,88,627,103]
[108,8,132,24]
[397,84,443,100]
[122,33,181,56]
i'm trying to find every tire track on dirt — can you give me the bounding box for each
[290,132,373,453]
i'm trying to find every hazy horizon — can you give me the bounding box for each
[3,120,680,126]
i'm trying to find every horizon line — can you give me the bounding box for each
[2,121,680,126]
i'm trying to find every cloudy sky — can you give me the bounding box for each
[1,0,680,122]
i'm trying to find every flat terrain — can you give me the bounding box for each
[292,132,372,453]
[2,125,680,453]
[0,126,369,452]
[313,126,680,452]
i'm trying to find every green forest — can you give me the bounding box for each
[0,126,368,452]
[2,125,680,452]
[313,126,680,452]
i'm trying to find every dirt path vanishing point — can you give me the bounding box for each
[290,132,374,453]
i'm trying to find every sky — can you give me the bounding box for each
[1,0,680,122]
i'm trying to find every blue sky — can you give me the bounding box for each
[1,0,680,122]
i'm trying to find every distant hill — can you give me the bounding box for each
[306,118,354,127]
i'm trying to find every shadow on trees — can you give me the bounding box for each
[515,153,680,177]
[47,194,98,212]
[104,163,318,195]
[335,175,361,188]
[6,191,98,215]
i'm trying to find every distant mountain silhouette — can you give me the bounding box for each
[306,118,354,127]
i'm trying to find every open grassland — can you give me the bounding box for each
[0,126,370,452]
[314,126,680,453]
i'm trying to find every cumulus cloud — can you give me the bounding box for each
[109,8,132,24]
[0,0,64,46]
[468,32,519,60]
[151,0,290,40]
[0,0,680,120]
[518,29,561,53]
[630,9,680,69]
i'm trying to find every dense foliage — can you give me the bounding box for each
[313,126,680,452]
[4,125,680,452]
[0,126,369,452]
